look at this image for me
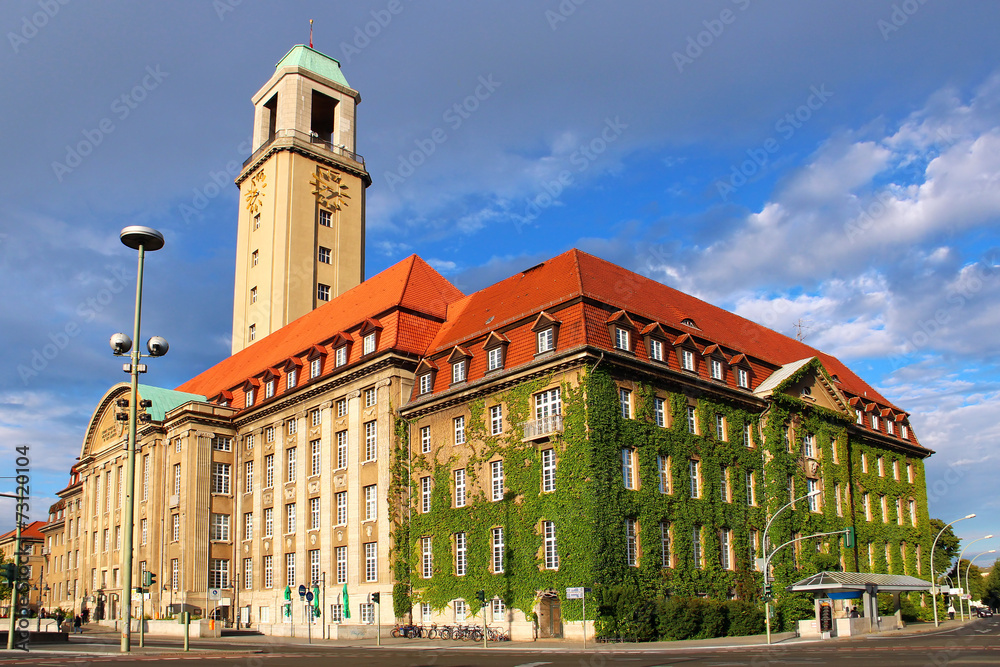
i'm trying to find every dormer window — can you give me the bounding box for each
[483,331,509,373]
[537,328,554,353]
[615,327,630,351]
[681,318,697,328]
[335,345,348,367]
[287,368,297,390]
[358,319,383,358]
[488,347,502,371]
[419,373,432,395]
[452,360,466,384]
[681,349,695,372]
[310,357,322,379]
[737,368,749,388]
[264,379,275,398]
[649,338,663,361]
[901,424,909,439]
[245,388,255,407]
[363,332,376,355]
[870,414,879,430]
[710,358,723,381]
[886,420,895,435]
[856,410,863,425]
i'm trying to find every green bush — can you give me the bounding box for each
[698,600,728,639]
[657,596,702,640]
[727,600,765,636]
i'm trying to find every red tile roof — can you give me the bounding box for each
[0,520,46,542]
[177,255,463,399]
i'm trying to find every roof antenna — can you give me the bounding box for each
[794,318,811,342]
[309,19,314,48]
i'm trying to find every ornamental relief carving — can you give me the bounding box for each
[804,458,821,479]
[334,474,346,488]
[245,169,266,214]
[284,486,295,500]
[309,165,350,210]
[263,491,272,505]
[308,481,320,494]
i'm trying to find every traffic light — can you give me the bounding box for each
[144,571,156,588]
[475,590,486,603]
[763,582,772,600]
[2,563,16,584]
[371,592,380,604]
[843,527,855,549]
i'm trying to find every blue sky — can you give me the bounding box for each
[2,1,998,566]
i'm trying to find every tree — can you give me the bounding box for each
[982,561,1000,611]
[953,559,988,601]
[929,518,961,581]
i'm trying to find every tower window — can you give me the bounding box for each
[253,214,260,230]
[318,247,331,264]
[248,324,256,342]
[250,287,257,304]
[317,284,330,301]
[252,250,259,266]
[310,90,337,145]
[319,210,332,227]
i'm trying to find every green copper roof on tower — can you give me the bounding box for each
[275,44,350,88]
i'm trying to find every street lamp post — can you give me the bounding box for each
[114,226,167,653]
[955,535,993,621]
[965,550,996,617]
[931,513,975,627]
[762,489,822,645]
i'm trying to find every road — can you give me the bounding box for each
[1,616,998,665]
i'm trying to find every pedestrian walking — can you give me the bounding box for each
[948,603,955,620]
[73,615,82,633]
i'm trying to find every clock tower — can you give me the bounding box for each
[232,45,371,354]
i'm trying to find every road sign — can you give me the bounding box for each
[208,588,221,601]
[298,584,307,599]
[306,591,314,603]
[566,587,587,599]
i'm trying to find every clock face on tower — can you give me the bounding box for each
[245,170,267,214]
[310,165,351,210]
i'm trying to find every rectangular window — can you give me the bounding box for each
[209,559,229,589]
[835,484,843,516]
[857,410,864,425]
[317,283,330,301]
[286,447,297,483]
[421,537,433,579]
[871,414,879,430]
[681,349,695,371]
[310,439,321,476]
[909,499,916,526]
[172,514,179,542]
[336,431,348,469]
[625,518,638,567]
[248,325,256,344]
[335,345,347,367]
[490,404,503,435]
[541,449,556,493]
[896,497,904,525]
[720,466,729,502]
[454,416,466,444]
[252,249,259,265]
[543,521,559,569]
[488,346,503,371]
[265,426,274,443]
[336,398,348,417]
[319,209,331,227]
[364,387,376,407]
[619,388,632,418]
[173,463,181,496]
[491,598,506,624]
[491,527,505,573]
[880,494,888,523]
[907,462,913,483]
[535,387,562,419]
[863,493,871,522]
[454,469,466,507]
[686,405,697,434]
[803,434,814,458]
[265,454,274,488]
[455,532,467,576]
[650,338,663,361]
[807,479,820,512]
[861,453,868,473]
[364,484,377,521]
[737,368,749,388]
[419,373,432,394]
[310,408,321,426]
[689,459,700,498]
[171,559,179,590]
[263,554,273,588]
[901,424,909,439]
[211,513,230,541]
[244,512,253,541]
[710,358,723,380]
[310,496,321,529]
[658,455,670,494]
[336,491,347,526]
[491,460,504,501]
[715,414,726,440]
[361,603,375,624]
[877,456,885,477]
[743,423,752,448]
[250,286,257,303]
[142,455,149,501]
[285,553,295,587]
[244,558,253,589]
[364,542,378,582]
[420,426,431,454]
[654,397,666,427]
[140,518,147,545]
[615,327,630,350]
[660,521,671,567]
[287,368,297,390]
[286,503,296,533]
[622,448,635,490]
[453,600,466,623]
[310,357,322,379]
[887,419,895,435]
[746,471,755,506]
[452,360,466,384]
[336,546,347,584]
[421,476,432,513]
[537,328,554,353]
[364,420,377,461]
[692,525,702,568]
[212,463,231,494]
[265,379,274,398]
[212,436,232,451]
[318,246,331,263]
[720,529,732,570]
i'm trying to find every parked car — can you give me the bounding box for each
[977,607,993,618]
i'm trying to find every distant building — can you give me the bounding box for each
[0,520,47,615]
[45,45,934,639]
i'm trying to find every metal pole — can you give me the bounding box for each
[966,550,996,620]
[139,579,144,647]
[321,573,326,640]
[762,490,820,645]
[765,601,771,644]
[582,593,586,650]
[120,244,146,652]
[930,514,975,628]
[955,535,992,622]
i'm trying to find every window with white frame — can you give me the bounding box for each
[317,283,330,301]
[172,558,179,590]
[619,388,632,418]
[455,532,467,576]
[264,426,274,444]
[172,514,180,541]
[363,484,377,521]
[746,471,755,505]
[265,379,274,398]
[213,436,232,451]
[364,420,377,461]
[420,426,431,454]
[720,529,732,570]
[336,491,347,526]
[310,496,321,529]
[710,358,723,380]
[654,397,666,427]
[319,209,331,227]
[287,368,297,390]
[263,555,273,588]
[658,455,670,494]
[422,603,432,623]
[535,388,561,419]
[907,462,913,483]
[692,525,703,568]
[743,423,753,447]
[174,463,181,496]
[737,367,749,388]
[453,600,467,623]
[715,414,726,440]
[310,357,322,379]
[361,602,375,624]
[364,542,378,582]
[686,405,697,434]
[661,521,672,567]
[248,324,256,342]
[246,387,255,407]
[834,484,843,516]
[896,497,904,525]
[244,512,253,540]
[649,338,663,361]
[622,448,635,490]
[625,518,638,566]
[421,476,432,513]
[803,433,815,458]
[720,465,729,502]
[310,439,321,476]
[491,527,505,573]
[537,328,554,353]
[871,414,879,430]
[487,346,503,371]
[286,503,296,533]
[419,373,432,395]
[541,449,556,493]
[491,598,506,623]
[856,410,864,425]
[689,459,700,498]
[886,419,895,435]
[491,460,504,501]
[264,454,274,488]
[336,546,347,584]
[807,479,820,511]
[877,456,885,477]
[336,431,347,469]
[681,349,695,371]
[141,518,147,545]
[543,521,559,569]
[452,360,466,384]
[363,332,376,355]
[336,398,348,417]
[863,493,871,521]
[615,327,630,350]
[861,453,868,473]
[490,404,503,435]
[421,537,433,579]
[309,549,321,584]
[209,559,229,589]
[364,387,376,407]
[212,463,231,494]
[454,469,466,507]
[454,416,466,445]
[211,513,230,541]
[901,424,909,439]
[909,499,917,526]
[285,552,296,587]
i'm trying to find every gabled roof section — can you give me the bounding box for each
[275,45,351,88]
[639,322,668,338]
[483,331,510,348]
[702,343,726,359]
[754,358,814,397]
[754,357,854,416]
[415,358,438,374]
[606,310,636,329]
[177,256,463,399]
[787,571,931,592]
[447,346,472,363]
[672,333,700,350]
[531,311,560,331]
[0,520,47,543]
[359,318,383,335]
[137,384,206,422]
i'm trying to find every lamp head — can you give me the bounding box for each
[146,336,169,357]
[965,513,977,519]
[109,333,132,356]
[985,535,995,540]
[807,489,822,497]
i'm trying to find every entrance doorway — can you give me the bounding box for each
[536,592,562,638]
